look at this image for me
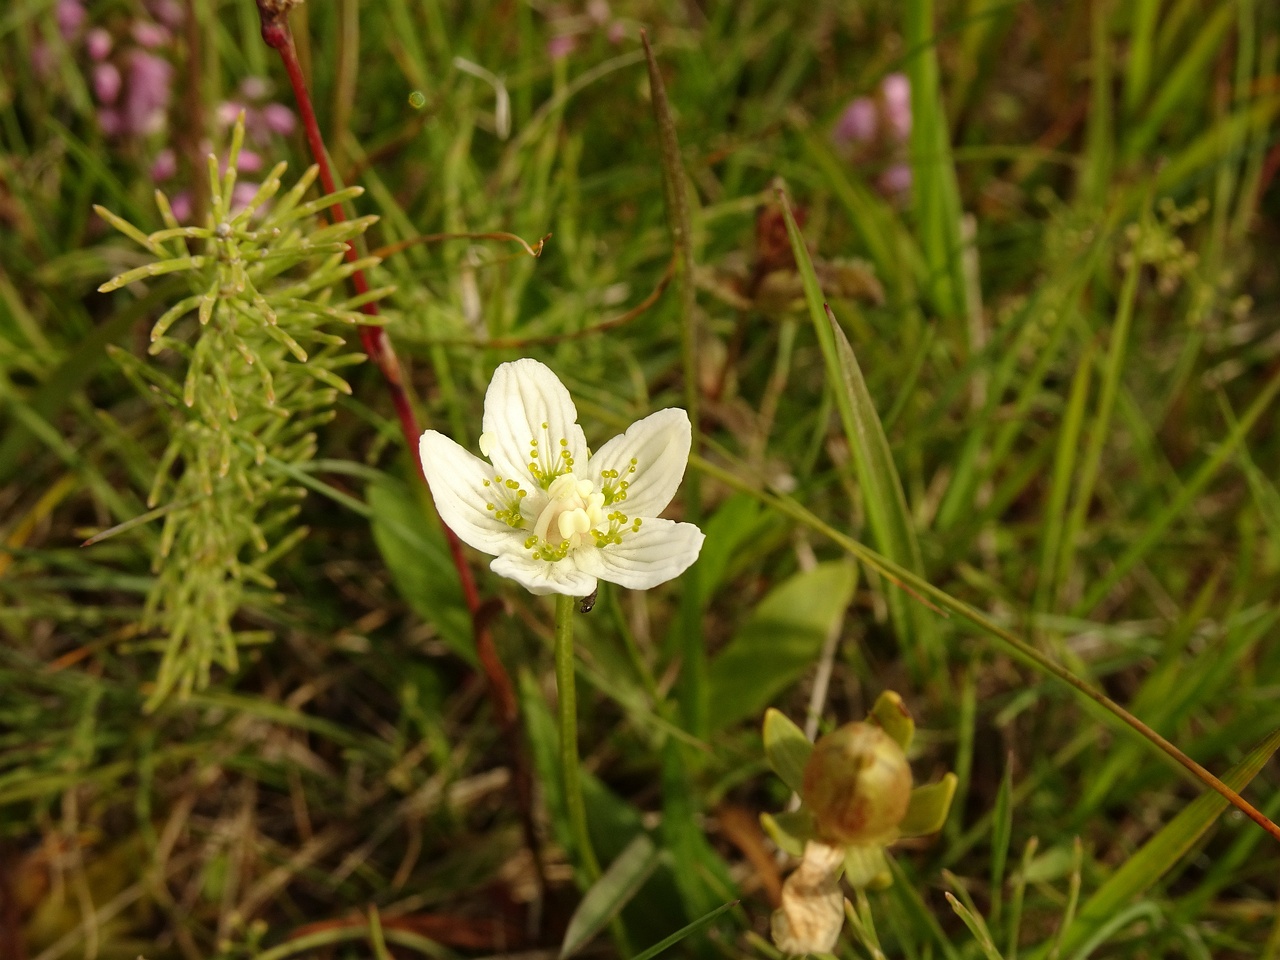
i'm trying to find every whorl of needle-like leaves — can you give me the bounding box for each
[96,117,388,707]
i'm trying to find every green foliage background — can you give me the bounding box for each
[2,1,1280,957]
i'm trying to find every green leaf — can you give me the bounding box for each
[843,844,891,890]
[628,900,740,960]
[776,187,936,675]
[869,690,915,751]
[760,810,818,857]
[366,474,473,664]
[693,493,774,600]
[1048,726,1280,960]
[762,708,813,794]
[899,774,958,839]
[707,561,856,732]
[561,834,663,959]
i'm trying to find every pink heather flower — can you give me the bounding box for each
[150,148,177,181]
[834,97,878,147]
[169,191,193,223]
[235,149,264,174]
[231,181,260,213]
[131,21,171,49]
[606,20,627,44]
[122,50,173,136]
[878,163,912,196]
[85,27,113,61]
[881,73,911,142]
[92,62,122,105]
[260,102,295,136]
[216,100,244,129]
[147,0,184,30]
[547,34,577,60]
[55,0,86,41]
[239,76,271,101]
[98,108,122,137]
[587,0,610,24]
[31,42,55,78]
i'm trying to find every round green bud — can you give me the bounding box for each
[801,721,912,846]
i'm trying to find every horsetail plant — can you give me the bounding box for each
[94,116,388,708]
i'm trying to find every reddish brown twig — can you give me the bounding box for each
[255,0,542,891]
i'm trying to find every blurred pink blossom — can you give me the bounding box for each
[878,163,912,196]
[56,0,86,41]
[235,149,264,174]
[121,50,173,137]
[150,148,177,182]
[131,21,170,49]
[833,97,877,146]
[92,62,122,104]
[169,191,193,223]
[881,72,911,142]
[587,0,610,24]
[215,82,296,144]
[547,34,577,60]
[31,42,55,77]
[260,102,295,136]
[147,0,184,30]
[231,181,260,212]
[85,27,112,61]
[239,76,271,101]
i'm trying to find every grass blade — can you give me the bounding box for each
[561,833,663,959]
[776,187,938,675]
[1048,726,1280,959]
[629,900,739,960]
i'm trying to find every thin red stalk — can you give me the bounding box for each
[255,1,538,885]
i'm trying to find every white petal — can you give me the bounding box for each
[585,408,691,518]
[575,518,704,590]
[490,553,598,597]
[481,359,588,487]
[418,430,525,556]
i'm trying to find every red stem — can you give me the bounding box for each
[256,4,538,884]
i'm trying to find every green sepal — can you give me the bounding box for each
[898,773,958,838]
[763,708,813,794]
[843,844,892,890]
[761,810,819,856]
[868,690,914,752]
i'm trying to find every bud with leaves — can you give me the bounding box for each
[761,692,958,953]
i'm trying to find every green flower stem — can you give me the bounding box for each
[555,593,601,882]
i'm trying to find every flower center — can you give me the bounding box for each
[534,474,605,549]
[522,472,643,562]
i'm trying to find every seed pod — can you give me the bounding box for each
[801,721,912,846]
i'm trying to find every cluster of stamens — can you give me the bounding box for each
[481,475,528,528]
[591,510,643,547]
[527,422,575,490]
[599,457,637,505]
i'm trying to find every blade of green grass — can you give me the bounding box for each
[776,188,938,676]
[1074,360,1280,615]
[629,900,739,960]
[1122,1,1236,163]
[904,0,970,321]
[1046,725,1280,959]
[686,448,1280,845]
[561,834,663,959]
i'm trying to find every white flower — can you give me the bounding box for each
[418,358,705,597]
